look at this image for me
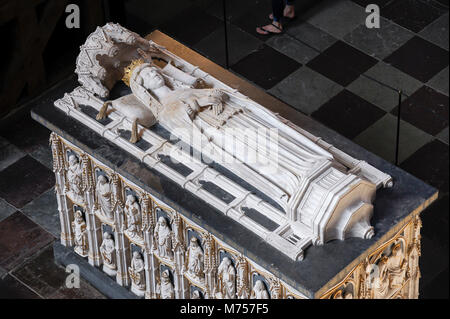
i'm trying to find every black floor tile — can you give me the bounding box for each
[0,274,40,299]
[401,139,449,194]
[232,0,276,41]
[384,36,449,83]
[11,246,66,298]
[307,41,378,86]
[391,86,449,136]
[420,267,449,299]
[433,0,449,7]
[0,155,55,208]
[421,195,449,249]
[0,112,51,153]
[231,44,301,89]
[312,90,386,139]
[0,211,54,271]
[159,5,222,47]
[193,23,263,67]
[22,187,59,238]
[383,0,447,33]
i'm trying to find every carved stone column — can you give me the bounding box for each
[203,233,217,299]
[81,154,102,266]
[50,133,73,246]
[115,203,130,287]
[171,213,186,298]
[141,194,154,299]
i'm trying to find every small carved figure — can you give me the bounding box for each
[216,257,236,299]
[100,232,116,276]
[129,251,145,296]
[124,195,141,239]
[185,237,204,281]
[72,211,88,257]
[155,217,173,259]
[372,257,389,299]
[67,155,84,203]
[250,280,269,299]
[159,269,174,299]
[192,290,201,299]
[96,175,114,219]
[386,243,407,289]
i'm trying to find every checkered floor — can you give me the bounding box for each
[0,0,448,298]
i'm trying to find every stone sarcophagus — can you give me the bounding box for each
[31,25,437,299]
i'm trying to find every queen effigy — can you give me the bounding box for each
[40,23,433,299]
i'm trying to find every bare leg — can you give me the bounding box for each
[97,101,111,120]
[269,4,295,20]
[130,119,139,144]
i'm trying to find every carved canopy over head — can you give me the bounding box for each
[75,23,159,98]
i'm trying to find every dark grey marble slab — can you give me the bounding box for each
[32,75,437,298]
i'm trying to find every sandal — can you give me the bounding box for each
[256,23,283,35]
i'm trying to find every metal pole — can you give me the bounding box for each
[395,90,402,166]
[222,0,229,69]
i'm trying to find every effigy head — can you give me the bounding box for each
[139,66,165,90]
[158,216,167,227]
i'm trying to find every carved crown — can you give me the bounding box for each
[122,59,145,86]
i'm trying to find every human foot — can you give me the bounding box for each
[256,22,283,35]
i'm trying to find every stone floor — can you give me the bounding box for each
[0,0,448,298]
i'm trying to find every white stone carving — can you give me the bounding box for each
[185,237,204,283]
[154,217,173,260]
[54,23,394,261]
[158,269,175,299]
[124,195,142,241]
[250,280,270,299]
[95,175,114,220]
[100,232,117,276]
[72,211,88,257]
[67,155,84,204]
[215,257,236,299]
[192,290,202,299]
[129,251,146,296]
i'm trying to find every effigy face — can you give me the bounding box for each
[54,23,393,262]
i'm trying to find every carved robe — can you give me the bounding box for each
[186,240,204,279]
[155,218,173,259]
[373,259,389,299]
[160,272,175,299]
[67,157,84,202]
[72,215,88,256]
[387,247,407,288]
[217,258,236,299]
[100,235,116,268]
[251,280,269,299]
[129,253,145,289]
[96,177,113,219]
[125,198,141,238]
